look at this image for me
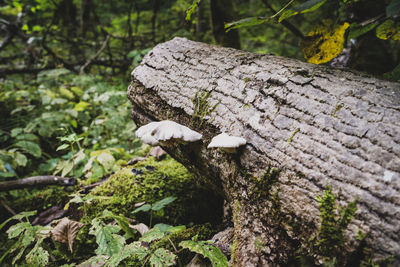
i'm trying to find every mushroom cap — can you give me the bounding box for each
[207,133,246,149]
[136,120,202,145]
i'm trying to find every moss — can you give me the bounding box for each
[312,185,358,258]
[6,186,70,217]
[73,156,222,260]
[191,89,219,128]
[332,103,344,118]
[293,184,359,266]
[287,127,300,144]
[248,166,281,200]
[254,237,265,253]
[231,200,242,265]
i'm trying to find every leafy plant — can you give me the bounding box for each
[0,211,51,266]
[85,206,227,267]
[180,239,229,267]
[133,196,177,227]
[297,184,358,265]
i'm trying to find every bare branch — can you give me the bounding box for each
[80,35,110,74]
[0,176,76,192]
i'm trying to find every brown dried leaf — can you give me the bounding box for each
[51,217,84,252]
[148,146,167,161]
[130,223,149,236]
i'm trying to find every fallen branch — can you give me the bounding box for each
[0,176,76,192]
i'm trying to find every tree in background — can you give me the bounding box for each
[1,0,399,79]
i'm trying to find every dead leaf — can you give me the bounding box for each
[148,146,167,161]
[301,19,349,64]
[51,217,84,252]
[130,223,149,236]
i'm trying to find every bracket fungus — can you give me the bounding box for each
[135,120,202,146]
[207,132,247,153]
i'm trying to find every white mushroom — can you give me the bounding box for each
[207,132,246,153]
[136,120,202,146]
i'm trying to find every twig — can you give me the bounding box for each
[270,0,294,19]
[0,199,18,217]
[261,0,304,39]
[0,176,76,192]
[80,35,110,74]
[80,180,107,191]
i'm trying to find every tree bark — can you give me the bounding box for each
[0,176,76,192]
[127,37,400,265]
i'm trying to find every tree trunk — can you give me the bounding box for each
[210,0,241,49]
[127,37,400,266]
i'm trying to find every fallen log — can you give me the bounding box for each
[127,37,400,266]
[0,176,76,192]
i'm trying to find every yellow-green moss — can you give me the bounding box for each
[5,186,70,217]
[191,89,219,128]
[231,200,242,265]
[73,156,222,260]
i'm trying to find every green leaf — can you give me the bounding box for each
[96,152,115,171]
[154,223,186,234]
[387,0,400,17]
[89,218,125,256]
[102,210,137,239]
[151,196,177,211]
[15,141,42,158]
[7,222,30,239]
[74,101,90,111]
[149,248,176,267]
[225,16,268,32]
[140,228,165,243]
[10,128,23,137]
[15,152,27,167]
[26,241,49,267]
[348,22,377,40]
[180,240,229,267]
[376,19,400,41]
[57,144,70,151]
[0,211,37,231]
[59,87,75,100]
[186,0,201,21]
[15,133,39,142]
[279,0,327,22]
[61,160,74,177]
[132,204,152,214]
[106,241,148,267]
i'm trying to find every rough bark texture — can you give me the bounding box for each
[127,37,400,266]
